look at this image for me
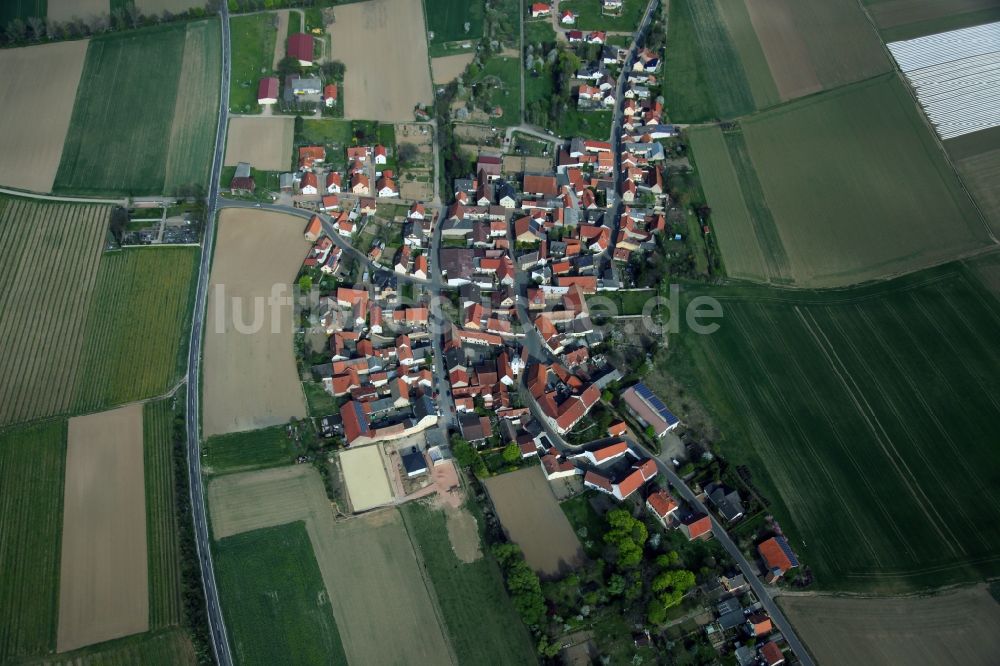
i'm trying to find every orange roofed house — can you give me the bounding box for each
[757,536,798,582]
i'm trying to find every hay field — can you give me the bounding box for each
[216,522,348,666]
[0,198,109,426]
[203,209,307,436]
[0,40,87,193]
[72,247,198,415]
[340,445,393,511]
[164,19,222,193]
[55,21,219,195]
[779,586,1000,665]
[726,76,991,286]
[483,466,585,577]
[48,0,105,23]
[58,404,148,652]
[208,466,454,665]
[0,420,67,662]
[223,116,293,171]
[328,0,433,121]
[676,262,1000,591]
[432,53,475,84]
[401,502,538,665]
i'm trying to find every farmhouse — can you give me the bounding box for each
[646,488,678,527]
[230,162,254,194]
[304,215,323,241]
[257,77,278,105]
[531,3,551,18]
[622,383,679,436]
[758,536,798,582]
[287,33,315,66]
[287,75,322,96]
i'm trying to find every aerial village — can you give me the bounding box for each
[223,4,801,663]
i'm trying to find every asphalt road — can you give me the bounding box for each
[184,7,234,666]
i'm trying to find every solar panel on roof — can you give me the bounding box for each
[777,536,799,567]
[635,383,679,426]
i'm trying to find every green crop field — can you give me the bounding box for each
[0,0,44,24]
[700,75,992,287]
[54,22,218,196]
[203,425,300,476]
[215,522,348,666]
[559,0,646,31]
[27,628,196,666]
[664,0,755,122]
[948,127,1000,237]
[424,0,485,43]
[72,247,198,413]
[0,420,66,662]
[0,198,110,426]
[144,398,183,630]
[400,502,537,665]
[229,13,278,113]
[673,260,1000,591]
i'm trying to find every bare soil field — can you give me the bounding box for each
[445,504,481,563]
[483,466,585,577]
[328,0,433,120]
[223,116,294,171]
[744,0,821,100]
[209,466,454,665]
[432,53,475,84]
[340,445,394,511]
[0,40,87,192]
[48,0,105,22]
[779,586,1000,665]
[203,210,307,436]
[58,404,148,652]
[137,0,204,13]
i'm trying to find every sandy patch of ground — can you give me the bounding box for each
[58,404,148,652]
[0,40,88,192]
[328,0,433,120]
[49,0,106,22]
[483,465,585,578]
[223,116,294,171]
[445,505,481,562]
[744,0,822,101]
[136,0,204,12]
[778,586,1000,665]
[432,53,474,84]
[203,209,308,436]
[340,445,394,511]
[209,467,453,666]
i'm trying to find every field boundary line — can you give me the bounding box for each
[0,187,128,206]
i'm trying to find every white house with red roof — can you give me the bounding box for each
[646,488,679,527]
[374,145,388,165]
[531,2,551,17]
[560,9,576,24]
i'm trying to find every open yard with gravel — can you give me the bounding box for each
[328,0,433,120]
[203,209,307,436]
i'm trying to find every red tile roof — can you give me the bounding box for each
[646,489,677,518]
[684,515,712,540]
[257,76,278,100]
[287,33,314,62]
[585,470,613,492]
[758,537,794,574]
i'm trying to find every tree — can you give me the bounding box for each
[298,275,313,293]
[451,436,477,467]
[502,441,520,463]
[26,16,44,41]
[397,142,419,165]
[604,509,648,569]
[277,55,301,78]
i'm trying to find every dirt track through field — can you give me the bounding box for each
[779,587,1000,665]
[58,404,148,652]
[744,0,821,100]
[329,0,433,120]
[203,209,308,436]
[223,116,294,171]
[208,466,455,665]
[0,40,88,192]
[484,465,585,577]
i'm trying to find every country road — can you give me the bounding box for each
[184,6,233,666]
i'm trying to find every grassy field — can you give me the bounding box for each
[424,0,485,43]
[203,425,300,475]
[400,502,537,665]
[587,289,657,316]
[559,0,646,31]
[473,56,521,126]
[664,0,755,122]
[0,198,109,426]
[673,260,1000,590]
[22,628,196,666]
[715,75,992,286]
[144,398,183,630]
[0,0,44,23]
[54,23,218,195]
[229,13,277,113]
[72,247,198,413]
[215,522,348,666]
[0,420,66,662]
[525,17,556,44]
